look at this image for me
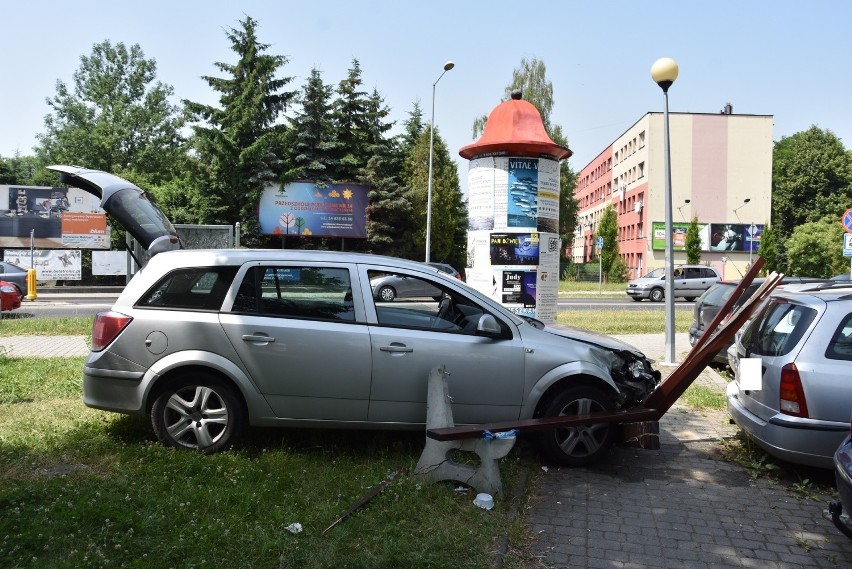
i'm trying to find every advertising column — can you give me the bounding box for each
[459,92,571,323]
[465,156,561,322]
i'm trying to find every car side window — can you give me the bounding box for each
[368,269,489,334]
[825,313,852,361]
[702,268,718,279]
[684,268,701,279]
[137,266,238,310]
[233,266,355,322]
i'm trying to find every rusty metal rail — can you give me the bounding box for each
[427,258,779,443]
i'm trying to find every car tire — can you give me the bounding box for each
[685,297,696,302]
[649,288,664,302]
[151,374,245,454]
[537,384,615,467]
[377,286,396,302]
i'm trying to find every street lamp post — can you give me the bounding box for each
[733,198,752,266]
[651,57,679,365]
[425,60,455,263]
[677,199,691,221]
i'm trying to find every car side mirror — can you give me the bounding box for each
[476,314,504,337]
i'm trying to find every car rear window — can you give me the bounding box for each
[698,283,736,307]
[742,300,817,357]
[138,266,238,310]
[826,313,852,361]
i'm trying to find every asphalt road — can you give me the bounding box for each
[3,289,699,320]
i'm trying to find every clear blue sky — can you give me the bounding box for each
[3,0,851,185]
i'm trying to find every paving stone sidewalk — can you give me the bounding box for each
[524,367,852,568]
[0,335,89,357]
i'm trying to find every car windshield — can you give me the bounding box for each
[643,268,665,278]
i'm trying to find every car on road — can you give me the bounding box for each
[1,280,22,312]
[727,282,852,468]
[626,264,721,302]
[0,261,29,297]
[49,165,662,467]
[688,276,831,365]
[427,262,462,280]
[370,271,445,302]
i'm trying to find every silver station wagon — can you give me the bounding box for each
[50,165,661,466]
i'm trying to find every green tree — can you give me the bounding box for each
[287,68,337,185]
[472,57,578,258]
[402,128,466,266]
[333,59,371,182]
[596,205,621,282]
[685,216,702,264]
[757,223,784,274]
[785,216,847,277]
[184,16,296,241]
[36,40,186,184]
[361,90,410,255]
[772,126,852,238]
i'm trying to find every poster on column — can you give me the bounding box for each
[507,159,539,230]
[467,157,495,230]
[536,158,560,234]
[500,269,537,317]
[492,158,509,230]
[489,233,539,266]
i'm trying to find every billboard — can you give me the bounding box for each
[1,185,109,249]
[4,249,82,280]
[651,221,763,252]
[258,182,368,238]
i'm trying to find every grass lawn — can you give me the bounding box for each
[0,354,527,568]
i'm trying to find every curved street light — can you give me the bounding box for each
[425,60,455,262]
[651,57,679,365]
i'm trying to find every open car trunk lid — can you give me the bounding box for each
[47,165,181,257]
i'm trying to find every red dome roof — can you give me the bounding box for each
[459,92,572,160]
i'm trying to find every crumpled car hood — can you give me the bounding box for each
[543,323,645,357]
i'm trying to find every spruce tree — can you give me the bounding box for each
[184,16,296,240]
[288,68,338,186]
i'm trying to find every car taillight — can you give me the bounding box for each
[91,311,133,352]
[779,362,809,418]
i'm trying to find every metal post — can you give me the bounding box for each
[663,89,676,365]
[425,62,454,262]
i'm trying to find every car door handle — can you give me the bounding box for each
[242,334,275,343]
[380,344,413,353]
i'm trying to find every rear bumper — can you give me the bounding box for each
[726,381,847,469]
[83,366,147,415]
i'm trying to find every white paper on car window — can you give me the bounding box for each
[739,357,762,391]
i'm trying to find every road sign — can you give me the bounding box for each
[843,208,852,233]
[844,233,852,257]
[597,236,603,251]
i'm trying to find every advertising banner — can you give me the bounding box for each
[92,250,128,276]
[259,182,368,238]
[651,221,764,252]
[1,185,109,249]
[4,249,82,280]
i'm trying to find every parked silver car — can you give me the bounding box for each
[626,264,721,302]
[727,282,852,468]
[49,165,661,466]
